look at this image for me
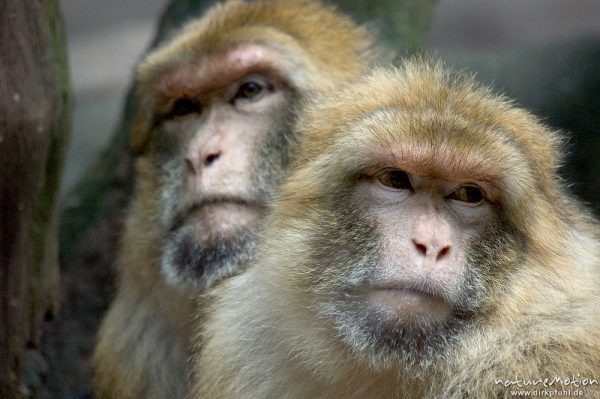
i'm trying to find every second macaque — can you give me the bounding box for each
[93,1,383,398]
[194,61,600,398]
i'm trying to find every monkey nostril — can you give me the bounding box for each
[204,152,220,167]
[437,246,451,261]
[412,239,427,256]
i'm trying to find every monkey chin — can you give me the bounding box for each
[160,203,264,292]
[330,287,467,370]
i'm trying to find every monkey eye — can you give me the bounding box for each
[233,79,270,102]
[448,185,485,205]
[377,170,413,191]
[166,97,201,119]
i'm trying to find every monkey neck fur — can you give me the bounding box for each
[93,178,197,399]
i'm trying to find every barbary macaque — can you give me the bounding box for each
[92,1,383,398]
[194,60,600,398]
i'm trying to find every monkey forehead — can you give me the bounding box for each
[296,61,563,186]
[137,0,378,92]
[317,109,531,203]
[151,44,295,99]
[355,109,527,179]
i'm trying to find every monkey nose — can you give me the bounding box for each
[411,238,452,262]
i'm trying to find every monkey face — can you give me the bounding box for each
[283,80,538,370]
[120,0,381,296]
[136,45,297,292]
[304,183,482,369]
[309,168,522,369]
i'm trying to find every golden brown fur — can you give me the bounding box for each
[92,1,382,398]
[194,60,600,398]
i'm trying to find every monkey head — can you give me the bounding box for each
[263,60,570,371]
[127,0,380,292]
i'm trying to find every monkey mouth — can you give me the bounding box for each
[365,284,452,322]
[168,196,264,233]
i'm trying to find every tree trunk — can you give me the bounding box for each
[0,1,71,398]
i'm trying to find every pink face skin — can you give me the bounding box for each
[161,72,286,237]
[354,168,494,325]
[150,44,295,290]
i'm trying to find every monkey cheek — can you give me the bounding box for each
[368,289,451,325]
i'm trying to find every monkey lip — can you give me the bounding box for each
[169,196,264,232]
[367,285,451,321]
